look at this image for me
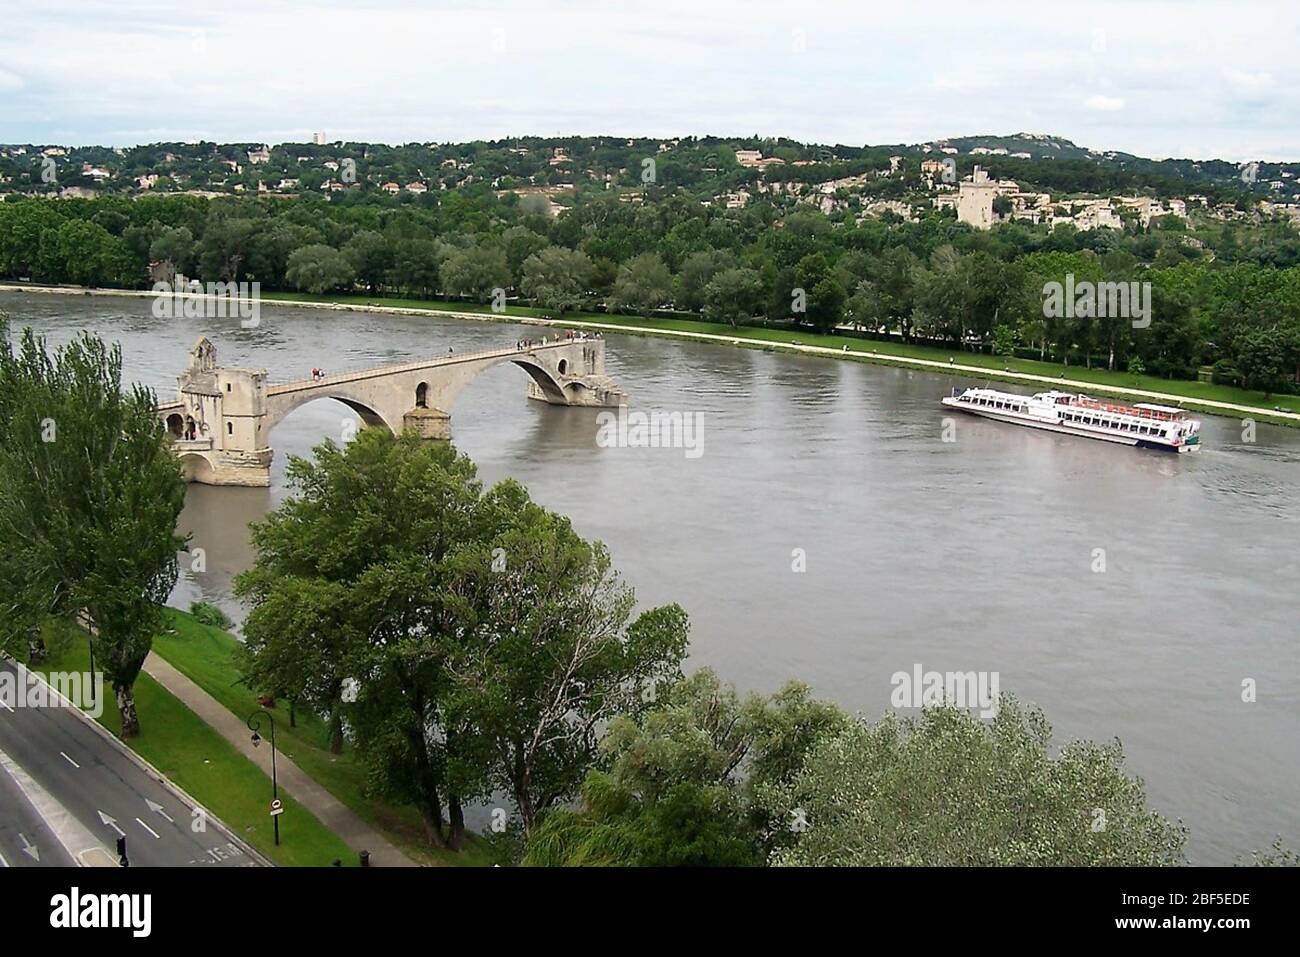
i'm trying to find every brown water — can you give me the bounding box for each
[5,289,1297,864]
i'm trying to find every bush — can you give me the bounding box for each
[189,601,232,630]
[1210,358,1241,386]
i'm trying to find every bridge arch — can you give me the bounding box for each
[263,389,397,439]
[178,452,216,484]
[505,356,568,405]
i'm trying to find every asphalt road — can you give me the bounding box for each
[0,758,75,867]
[0,660,259,867]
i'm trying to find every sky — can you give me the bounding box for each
[2,0,1298,162]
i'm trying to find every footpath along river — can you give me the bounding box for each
[4,289,1297,864]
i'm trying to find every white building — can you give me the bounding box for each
[312,131,327,145]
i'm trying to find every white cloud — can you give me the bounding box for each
[1084,95,1127,113]
[1,0,1298,160]
[1223,68,1276,95]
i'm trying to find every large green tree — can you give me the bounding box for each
[236,429,689,849]
[0,320,186,736]
[520,246,593,313]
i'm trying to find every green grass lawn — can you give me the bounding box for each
[261,290,1300,422]
[151,609,495,867]
[32,625,358,867]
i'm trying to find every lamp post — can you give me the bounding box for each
[247,708,279,846]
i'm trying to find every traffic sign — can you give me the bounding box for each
[269,798,284,817]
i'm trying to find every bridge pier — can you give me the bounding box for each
[403,406,452,441]
[160,335,625,486]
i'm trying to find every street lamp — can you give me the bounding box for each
[247,708,280,846]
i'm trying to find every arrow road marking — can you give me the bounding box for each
[98,811,125,837]
[18,834,38,862]
[59,751,79,768]
[135,817,160,840]
[146,799,175,824]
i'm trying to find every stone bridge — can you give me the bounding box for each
[158,335,626,486]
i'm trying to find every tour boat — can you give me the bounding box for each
[941,387,1202,453]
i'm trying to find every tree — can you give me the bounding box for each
[992,324,1018,356]
[40,219,137,288]
[606,251,674,314]
[794,253,845,333]
[198,212,259,282]
[501,226,549,287]
[285,244,355,294]
[703,267,762,327]
[390,238,446,298]
[0,322,186,737]
[440,243,510,302]
[1234,328,1291,397]
[446,508,690,837]
[236,430,689,849]
[522,670,847,865]
[520,246,593,313]
[235,431,488,849]
[0,201,65,279]
[148,225,194,281]
[675,249,736,312]
[344,230,393,294]
[760,698,1188,866]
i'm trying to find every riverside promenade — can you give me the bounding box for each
[142,653,420,867]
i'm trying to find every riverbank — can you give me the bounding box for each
[7,282,1299,427]
[148,609,495,867]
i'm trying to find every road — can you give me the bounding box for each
[0,660,259,867]
[0,757,75,867]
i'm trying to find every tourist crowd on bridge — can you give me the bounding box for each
[516,330,602,350]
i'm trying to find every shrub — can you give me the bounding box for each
[189,601,232,630]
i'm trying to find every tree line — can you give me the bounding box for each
[2,191,1299,393]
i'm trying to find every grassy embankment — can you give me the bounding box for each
[33,621,357,867]
[148,609,495,867]
[261,290,1300,425]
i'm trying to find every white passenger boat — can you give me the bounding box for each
[941,387,1202,453]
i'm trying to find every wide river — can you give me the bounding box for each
[4,289,1297,864]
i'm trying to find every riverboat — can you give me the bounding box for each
[941,387,1202,452]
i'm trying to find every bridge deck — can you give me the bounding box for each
[265,340,581,394]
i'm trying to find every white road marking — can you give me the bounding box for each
[0,747,105,865]
[59,751,79,769]
[0,849,8,867]
[145,798,174,824]
[135,817,160,840]
[19,834,38,861]
[0,698,14,713]
[97,810,125,837]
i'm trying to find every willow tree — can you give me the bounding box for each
[0,319,186,736]
[760,697,1188,866]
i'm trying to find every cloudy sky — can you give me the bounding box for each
[3,0,1298,161]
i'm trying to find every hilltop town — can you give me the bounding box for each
[4,132,1300,236]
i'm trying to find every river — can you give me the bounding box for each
[4,289,1297,864]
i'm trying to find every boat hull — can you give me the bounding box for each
[941,397,1199,453]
